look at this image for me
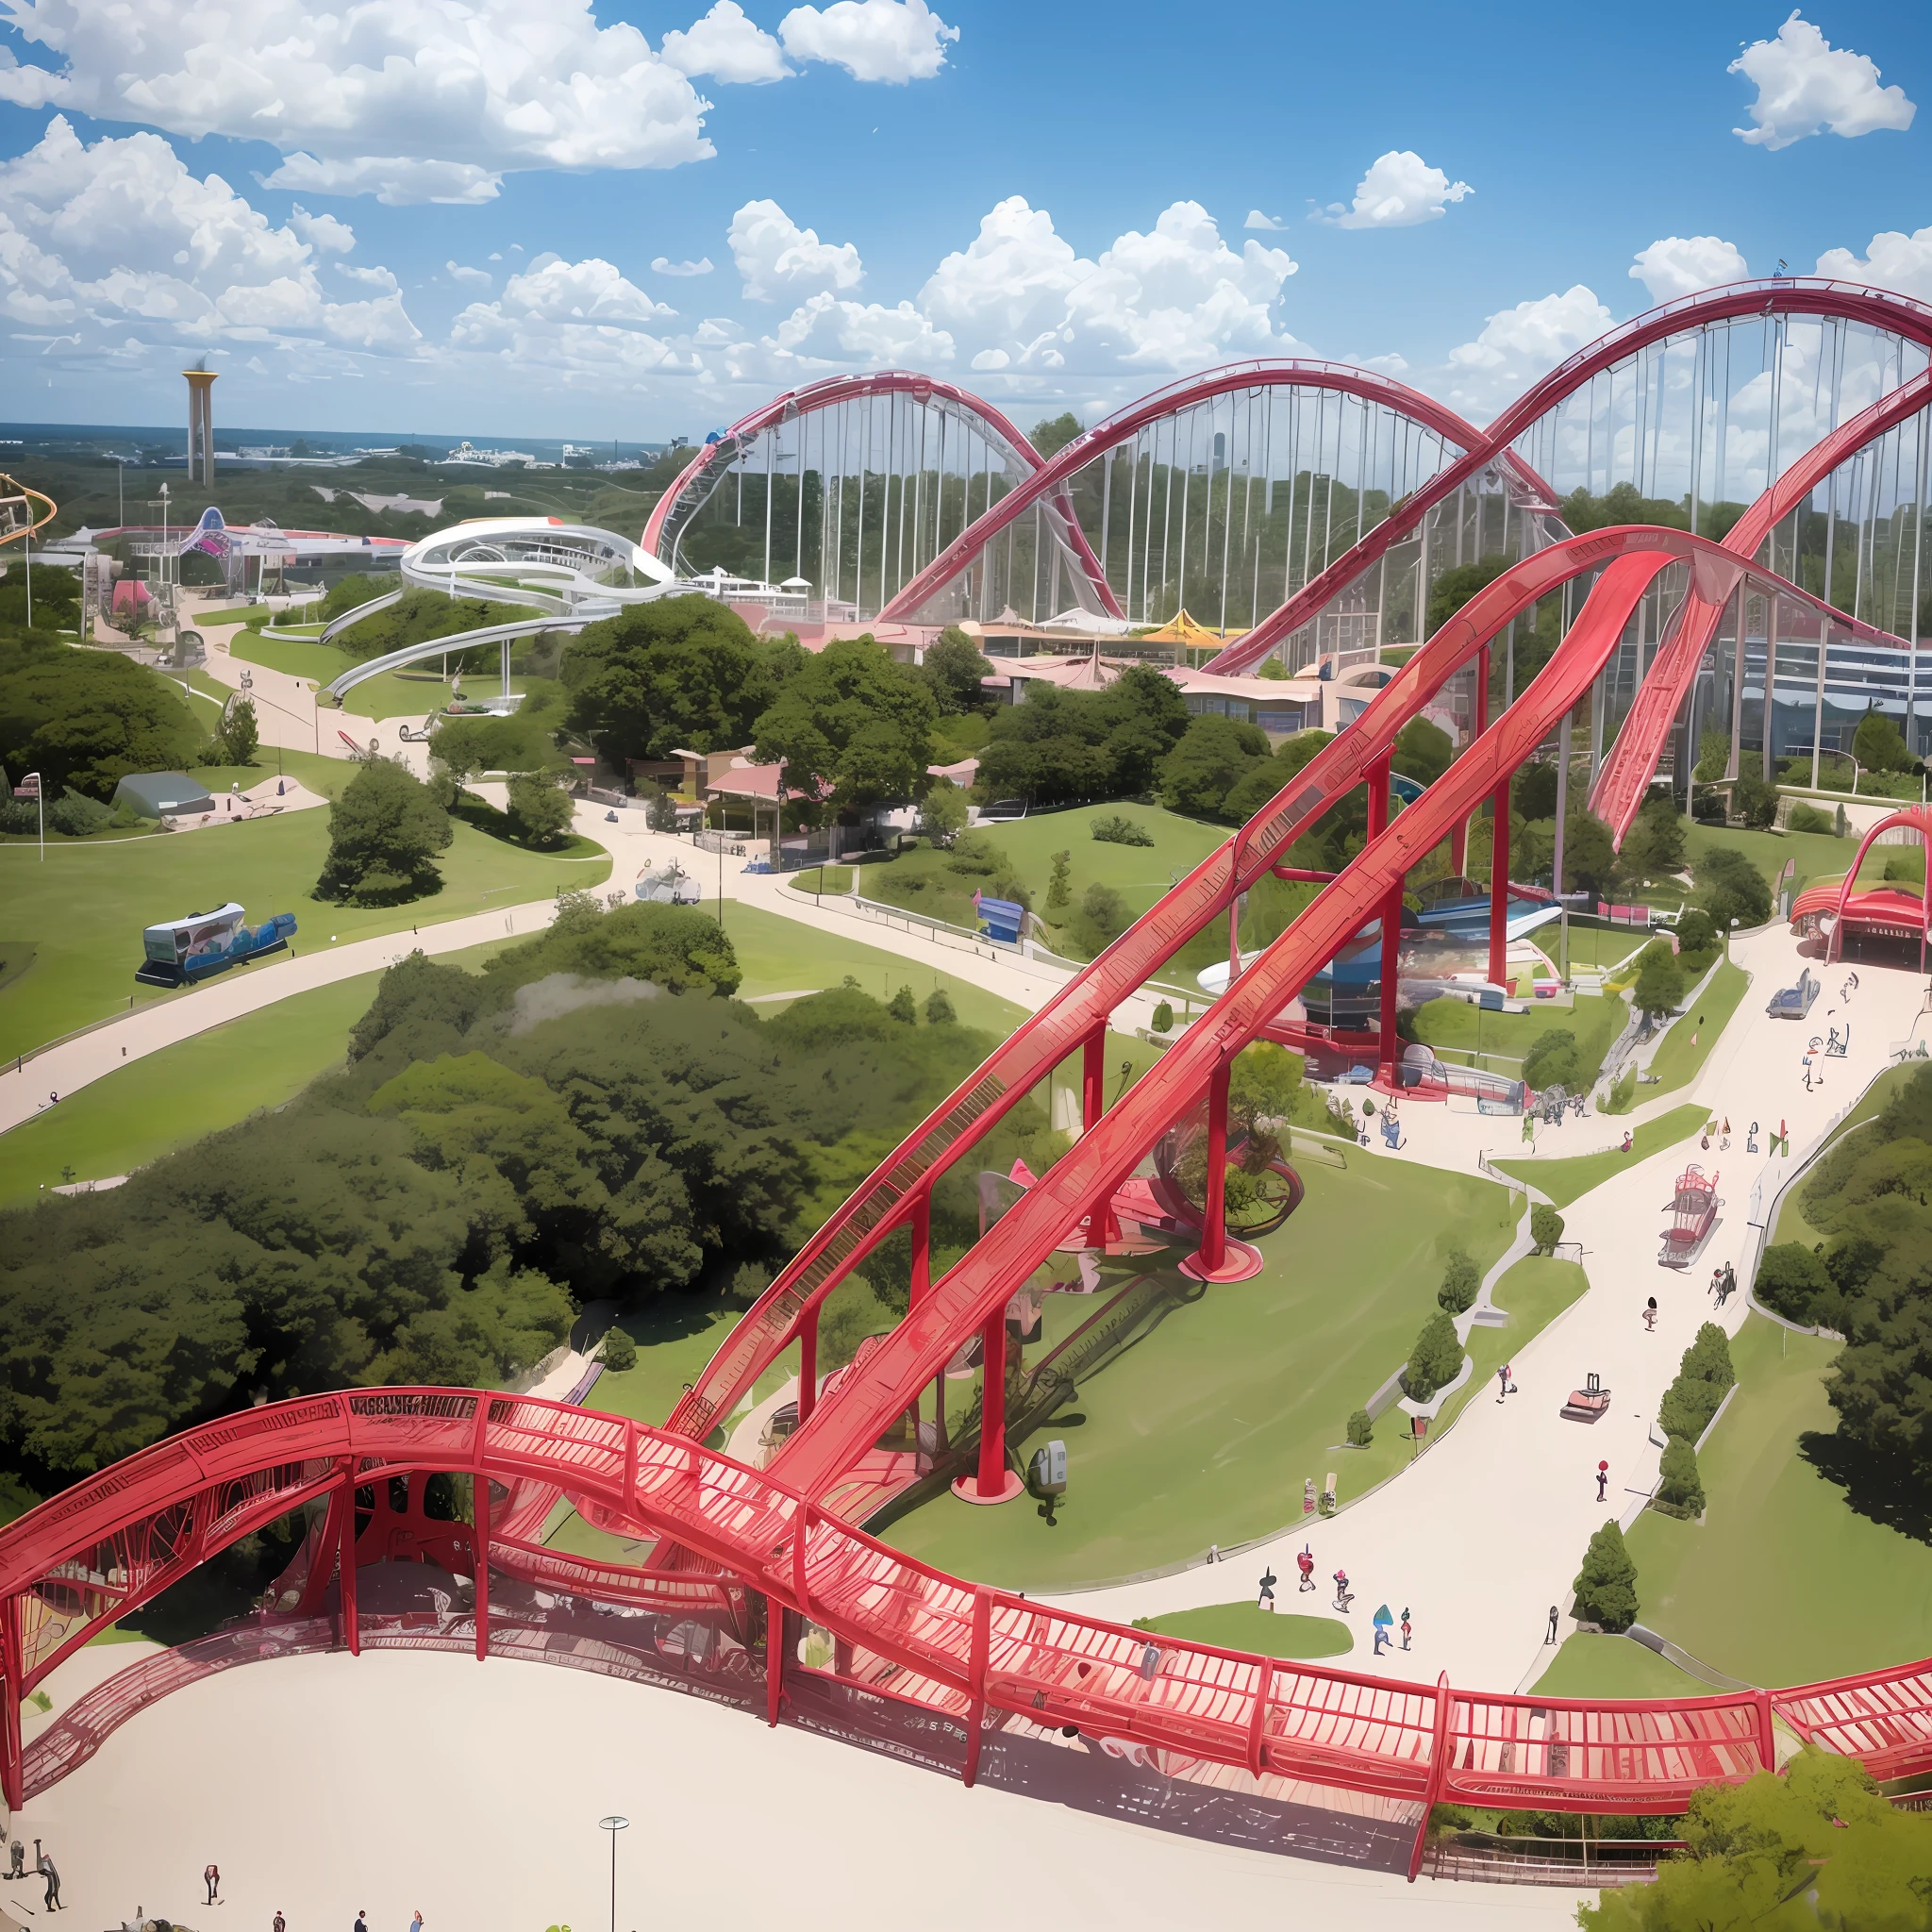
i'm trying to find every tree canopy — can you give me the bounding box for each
[753,636,937,809]
[924,626,993,715]
[0,636,203,799]
[315,756,453,904]
[974,667,1191,807]
[1158,715,1269,815]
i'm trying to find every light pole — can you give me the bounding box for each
[598,1814,628,1932]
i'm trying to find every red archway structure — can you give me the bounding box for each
[1790,804,1932,969]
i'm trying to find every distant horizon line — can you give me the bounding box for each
[0,420,683,454]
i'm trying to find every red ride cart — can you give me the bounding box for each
[1659,1163,1719,1269]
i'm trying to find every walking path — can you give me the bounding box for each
[1047,925,1931,1697]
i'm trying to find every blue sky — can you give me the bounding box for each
[1,0,1926,440]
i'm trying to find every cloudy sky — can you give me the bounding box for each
[0,0,1926,438]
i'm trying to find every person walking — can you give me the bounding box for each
[1547,1605,1560,1644]
[355,1912,368,1932]
[1296,1545,1315,1592]
[34,1840,60,1912]
[1332,1567,1353,1612]
[1643,1296,1657,1332]
[1721,1262,1737,1306]
[274,1913,287,1932]
[7,1837,23,1879]
[1400,1607,1412,1651]
[1596,1460,1609,1503]
[206,1863,221,1906]
[1495,1362,1509,1404]
[1372,1605,1393,1656]
[1257,1567,1277,1611]
[410,1915,425,1932]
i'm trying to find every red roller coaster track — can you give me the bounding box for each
[8,288,1932,1864]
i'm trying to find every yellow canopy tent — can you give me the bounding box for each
[1134,608,1247,646]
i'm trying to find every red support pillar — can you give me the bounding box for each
[0,1596,24,1816]
[338,1474,360,1657]
[1080,1023,1115,1250]
[1199,1058,1230,1275]
[1407,1671,1454,1884]
[797,1301,819,1426]
[1366,753,1390,844]
[908,1192,931,1308]
[766,1595,786,1726]
[472,1472,491,1662]
[976,1310,1008,1496]
[961,1587,991,1788]
[1454,643,1491,877]
[1378,882,1403,1089]
[1488,781,1511,991]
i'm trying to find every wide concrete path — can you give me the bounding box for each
[1050,925,1930,1696]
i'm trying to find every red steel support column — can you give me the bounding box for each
[1755,1689,1777,1774]
[1454,643,1491,876]
[472,1472,491,1661]
[908,1190,931,1446]
[1198,1058,1230,1275]
[0,1596,23,1816]
[797,1302,819,1426]
[975,1308,1008,1498]
[1378,884,1403,1088]
[961,1587,991,1788]
[1488,782,1510,991]
[1366,753,1390,843]
[338,1474,360,1657]
[1080,1023,1112,1248]
[766,1595,786,1726]
[1407,1671,1454,1884]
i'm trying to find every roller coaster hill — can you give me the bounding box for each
[7,282,1932,1880]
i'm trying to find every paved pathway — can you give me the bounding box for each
[1045,925,1930,1696]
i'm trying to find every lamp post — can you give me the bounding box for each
[598,1815,628,1932]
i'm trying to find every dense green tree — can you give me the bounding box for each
[1531,1204,1565,1252]
[1403,1310,1464,1401]
[754,636,936,809]
[1046,847,1071,908]
[1673,908,1717,959]
[318,574,399,621]
[1523,1028,1583,1091]
[974,667,1190,807]
[0,638,203,798]
[315,757,452,904]
[919,778,969,844]
[564,595,790,764]
[1656,1436,1705,1513]
[1219,727,1337,825]
[1729,774,1778,828]
[1579,1752,1932,1932]
[1390,715,1454,790]
[1511,759,1558,821]
[1030,412,1083,458]
[1424,555,1514,637]
[887,985,918,1024]
[1572,1520,1638,1630]
[1437,1250,1480,1315]
[1853,703,1915,775]
[1693,844,1772,929]
[1560,808,1617,898]
[218,698,259,767]
[1618,796,1688,882]
[1157,714,1269,816]
[1755,1242,1833,1324]
[506,770,575,847]
[480,901,741,999]
[924,986,957,1024]
[923,626,993,714]
[1632,941,1688,1022]
[1692,728,1731,783]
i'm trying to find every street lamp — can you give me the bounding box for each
[598,1815,629,1932]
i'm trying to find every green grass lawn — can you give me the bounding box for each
[1530,1634,1710,1701]
[1771,1061,1919,1247]
[1622,1313,1932,1688]
[1645,961,1750,1098]
[878,1158,1518,1591]
[1686,822,1890,902]
[0,807,609,1063]
[0,937,519,1206]
[1495,1104,1708,1208]
[225,629,481,724]
[1413,989,1625,1080]
[1135,1601,1353,1660]
[1561,923,1658,973]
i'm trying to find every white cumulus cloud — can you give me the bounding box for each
[918,196,1091,364]
[1324,151,1473,228]
[501,255,674,325]
[0,0,717,204]
[1815,225,1932,303]
[0,117,419,355]
[446,261,492,287]
[288,205,356,255]
[729,199,863,302]
[1729,11,1915,150]
[653,256,715,276]
[1435,284,1614,423]
[1244,210,1287,231]
[1629,235,1749,304]
[778,0,958,82]
[661,2,791,83]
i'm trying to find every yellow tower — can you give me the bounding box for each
[183,368,218,486]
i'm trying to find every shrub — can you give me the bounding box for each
[315,757,453,905]
[1755,1241,1831,1324]
[1694,844,1772,930]
[47,787,112,837]
[1531,1203,1564,1253]
[1571,1520,1639,1631]
[1046,847,1071,908]
[599,1326,637,1372]
[1674,908,1717,958]
[1403,1311,1463,1402]
[1346,1407,1374,1447]
[1080,882,1127,940]
[919,779,968,845]
[1632,941,1687,1022]
[1523,1028,1582,1092]
[887,985,917,1024]
[1656,1437,1705,1514]
[1786,801,1834,834]
[506,770,575,847]
[1658,1322,1735,1442]
[1437,1249,1480,1315]
[1599,1066,1638,1114]
[1151,1000,1174,1034]
[219,697,259,766]
[923,986,957,1024]
[1090,813,1154,846]
[1730,774,1778,828]
[645,788,679,832]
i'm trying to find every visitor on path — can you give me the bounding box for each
[1400,1607,1412,1651]
[1297,1545,1315,1591]
[1643,1297,1657,1332]
[7,1837,23,1878]
[275,1913,286,1932]
[1708,1267,1724,1303]
[35,1840,60,1911]
[1747,1121,1759,1154]
[1303,1476,1316,1516]
[1333,1567,1354,1612]
[1547,1606,1560,1643]
[411,1915,425,1932]
[1720,1118,1731,1151]
[1595,1460,1609,1503]
[1495,1363,1509,1403]
[1372,1606,1393,1655]
[355,1912,368,1932]
[1620,1130,1633,1153]
[1257,1567,1277,1610]
[207,1863,221,1905]
[1722,1262,1737,1305]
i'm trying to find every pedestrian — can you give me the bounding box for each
[1722,1262,1737,1305]
[355,1912,368,1932]
[1333,1567,1353,1612]
[1400,1607,1412,1651]
[1643,1296,1657,1332]
[275,1913,286,1932]
[1596,1459,1609,1503]
[7,1836,22,1878]
[207,1862,221,1905]
[1257,1566,1277,1611]
[1296,1544,1315,1592]
[1620,1129,1632,1153]
[1372,1605,1393,1655]
[1495,1362,1509,1404]
[1303,1475,1316,1516]
[1547,1605,1560,1644]
[1208,1543,1219,1565]
[35,1840,60,1912]
[411,1916,425,1932]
